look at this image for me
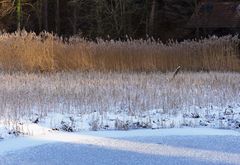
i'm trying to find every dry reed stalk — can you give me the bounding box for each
[0,31,239,72]
[0,72,239,121]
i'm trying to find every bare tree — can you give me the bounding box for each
[55,0,60,34]
[0,0,30,30]
[68,0,85,34]
[0,0,15,18]
[34,0,42,31]
[43,0,48,31]
[149,0,156,35]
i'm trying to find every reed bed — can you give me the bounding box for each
[0,31,239,72]
[0,72,239,120]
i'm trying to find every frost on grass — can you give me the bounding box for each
[12,105,239,134]
[0,72,239,135]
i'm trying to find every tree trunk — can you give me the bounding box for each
[17,0,21,31]
[149,0,156,36]
[43,0,48,31]
[73,1,77,34]
[145,0,149,35]
[37,0,43,31]
[96,0,103,36]
[55,0,60,34]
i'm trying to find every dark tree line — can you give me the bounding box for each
[0,0,195,40]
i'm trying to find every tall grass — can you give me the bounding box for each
[0,31,239,72]
[0,72,239,121]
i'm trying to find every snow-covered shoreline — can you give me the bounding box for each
[1,105,239,165]
[1,104,240,141]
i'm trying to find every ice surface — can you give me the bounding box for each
[0,128,239,165]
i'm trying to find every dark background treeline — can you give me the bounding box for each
[1,0,198,40]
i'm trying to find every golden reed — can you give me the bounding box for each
[0,31,239,72]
